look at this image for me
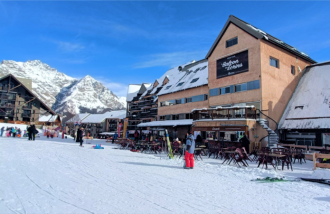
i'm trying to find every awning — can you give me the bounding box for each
[99,132,115,135]
[137,119,193,127]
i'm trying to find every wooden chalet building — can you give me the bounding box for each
[0,74,56,124]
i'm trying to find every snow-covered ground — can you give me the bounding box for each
[0,135,330,214]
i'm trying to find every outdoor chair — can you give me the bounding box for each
[293,149,306,164]
[233,148,249,167]
[242,147,252,162]
[280,154,293,171]
[194,149,203,161]
[257,153,276,170]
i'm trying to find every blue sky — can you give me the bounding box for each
[0,1,329,98]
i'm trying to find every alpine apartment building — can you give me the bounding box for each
[127,15,316,146]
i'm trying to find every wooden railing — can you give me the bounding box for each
[313,153,330,170]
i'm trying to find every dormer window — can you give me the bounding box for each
[177,82,184,87]
[190,78,199,83]
[226,37,238,48]
[295,106,304,110]
[165,85,172,90]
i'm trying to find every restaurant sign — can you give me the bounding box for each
[217,50,249,78]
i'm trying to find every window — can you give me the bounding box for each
[181,98,186,104]
[186,97,192,103]
[175,99,182,104]
[165,85,172,90]
[209,88,219,97]
[226,37,238,48]
[192,95,205,102]
[190,78,199,83]
[247,80,260,90]
[235,83,247,92]
[270,57,279,68]
[165,115,171,120]
[295,106,304,110]
[221,85,234,94]
[179,114,185,120]
[194,68,200,73]
[200,66,207,70]
[291,65,296,75]
[187,70,193,75]
[177,82,184,87]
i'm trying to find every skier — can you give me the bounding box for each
[185,131,195,169]
[0,126,4,137]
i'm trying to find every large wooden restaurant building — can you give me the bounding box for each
[126,15,318,150]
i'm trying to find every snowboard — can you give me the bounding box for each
[251,177,300,183]
[300,178,330,186]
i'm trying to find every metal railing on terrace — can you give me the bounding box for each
[191,106,258,121]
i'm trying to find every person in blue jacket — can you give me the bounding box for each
[112,132,118,144]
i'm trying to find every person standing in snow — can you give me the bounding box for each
[56,130,59,138]
[0,127,4,137]
[239,134,250,153]
[31,125,38,141]
[134,130,139,143]
[76,128,83,146]
[185,131,195,169]
[12,127,16,137]
[113,132,118,144]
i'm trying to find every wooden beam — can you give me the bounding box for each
[9,84,21,91]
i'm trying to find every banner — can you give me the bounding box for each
[118,122,122,138]
[217,50,249,78]
[122,118,128,139]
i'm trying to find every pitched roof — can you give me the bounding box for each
[279,61,330,129]
[81,110,126,123]
[157,59,208,96]
[39,114,60,122]
[66,113,90,123]
[0,74,56,115]
[206,15,316,64]
[126,84,142,102]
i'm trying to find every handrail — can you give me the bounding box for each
[256,109,279,144]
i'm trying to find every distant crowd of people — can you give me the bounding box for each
[0,125,39,141]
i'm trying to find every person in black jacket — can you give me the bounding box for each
[31,125,38,141]
[239,134,250,153]
[27,126,32,140]
[76,128,83,146]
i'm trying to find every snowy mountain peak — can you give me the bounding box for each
[0,60,125,115]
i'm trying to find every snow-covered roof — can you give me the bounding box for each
[206,15,316,64]
[82,110,126,123]
[279,62,330,129]
[66,113,90,123]
[39,115,59,122]
[157,59,208,96]
[139,84,154,99]
[137,119,193,127]
[127,84,142,102]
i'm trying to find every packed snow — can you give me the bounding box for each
[0,135,330,213]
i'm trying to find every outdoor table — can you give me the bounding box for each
[267,154,286,170]
[222,151,237,165]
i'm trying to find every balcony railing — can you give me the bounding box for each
[0,103,15,108]
[22,105,32,109]
[192,106,258,121]
[0,94,16,100]
[22,113,31,118]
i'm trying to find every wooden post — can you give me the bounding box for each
[313,152,316,170]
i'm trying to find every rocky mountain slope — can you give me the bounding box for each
[0,60,125,114]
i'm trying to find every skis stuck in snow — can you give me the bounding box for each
[251,177,300,183]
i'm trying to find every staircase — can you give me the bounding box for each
[257,119,279,147]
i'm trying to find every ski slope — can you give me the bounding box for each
[0,137,329,214]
